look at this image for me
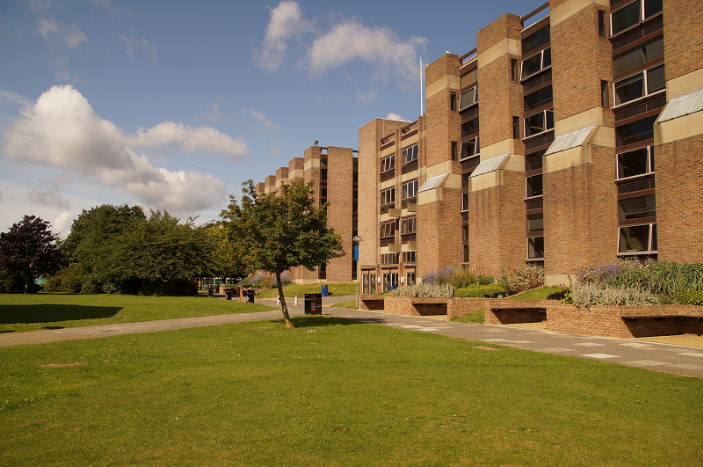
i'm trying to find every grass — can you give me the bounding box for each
[330,300,358,309]
[0,294,275,332]
[450,309,485,324]
[1,315,701,466]
[257,282,358,299]
[509,286,568,301]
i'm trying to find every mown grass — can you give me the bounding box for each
[330,300,358,309]
[450,309,485,324]
[257,282,358,299]
[509,286,568,301]
[0,294,275,332]
[1,315,702,467]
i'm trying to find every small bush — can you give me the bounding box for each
[455,284,506,298]
[498,265,544,294]
[423,266,494,289]
[675,290,703,306]
[390,283,454,298]
[571,283,659,307]
[3,274,26,294]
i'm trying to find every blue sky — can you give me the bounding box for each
[0,0,538,238]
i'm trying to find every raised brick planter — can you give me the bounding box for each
[359,295,385,311]
[384,297,449,317]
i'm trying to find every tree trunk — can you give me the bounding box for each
[275,271,294,328]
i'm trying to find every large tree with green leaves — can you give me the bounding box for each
[0,215,66,293]
[221,179,344,328]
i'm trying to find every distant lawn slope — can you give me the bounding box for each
[0,294,274,332]
[257,282,358,299]
[0,315,701,466]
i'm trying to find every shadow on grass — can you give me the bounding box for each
[0,304,122,324]
[268,316,376,328]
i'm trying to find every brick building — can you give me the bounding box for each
[255,145,358,283]
[359,0,703,291]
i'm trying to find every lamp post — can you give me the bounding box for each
[352,235,363,308]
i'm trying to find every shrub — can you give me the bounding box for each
[423,266,494,289]
[547,288,570,301]
[455,284,506,298]
[675,290,703,306]
[498,265,544,294]
[3,274,26,294]
[571,283,659,307]
[390,283,454,298]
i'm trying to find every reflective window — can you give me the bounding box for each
[461,137,480,160]
[614,64,665,106]
[619,223,657,253]
[615,115,657,147]
[617,146,654,179]
[401,144,418,165]
[528,237,545,259]
[460,86,478,110]
[613,35,663,76]
[521,47,551,80]
[619,194,656,220]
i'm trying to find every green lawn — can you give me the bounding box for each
[509,286,568,301]
[1,315,701,466]
[330,299,358,309]
[0,294,275,332]
[450,309,485,324]
[257,282,358,299]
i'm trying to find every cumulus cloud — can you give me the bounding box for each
[308,20,427,90]
[51,211,77,239]
[386,113,408,122]
[256,1,313,71]
[37,18,87,49]
[27,187,70,210]
[119,30,156,61]
[4,85,241,213]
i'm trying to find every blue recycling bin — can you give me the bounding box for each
[321,285,329,296]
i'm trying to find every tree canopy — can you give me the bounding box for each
[0,215,66,293]
[221,179,344,328]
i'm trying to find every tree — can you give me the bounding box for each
[0,215,66,293]
[221,179,345,328]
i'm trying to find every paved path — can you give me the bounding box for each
[2,295,703,378]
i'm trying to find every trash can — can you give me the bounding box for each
[305,293,322,315]
[246,289,255,304]
[208,285,214,297]
[225,288,233,301]
[321,285,329,297]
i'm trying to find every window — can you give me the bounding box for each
[521,47,551,80]
[460,86,478,110]
[599,10,607,37]
[460,67,478,88]
[525,150,545,171]
[320,158,328,167]
[401,216,416,235]
[524,85,553,112]
[461,192,469,212]
[522,25,550,55]
[320,169,327,181]
[402,180,418,200]
[402,144,418,165]
[451,141,458,161]
[617,146,654,179]
[380,154,395,173]
[602,80,609,107]
[511,58,519,81]
[451,92,457,111]
[527,213,544,231]
[524,108,554,138]
[401,250,416,263]
[528,236,545,259]
[615,114,657,147]
[618,223,657,254]
[462,244,469,263]
[526,174,543,198]
[320,188,327,198]
[619,194,656,220]
[461,137,480,160]
[406,271,416,286]
[380,187,395,206]
[613,64,665,106]
[380,253,398,265]
[462,118,480,137]
[362,273,376,295]
[513,116,520,139]
[613,35,663,76]
[463,225,469,240]
[611,0,662,36]
[380,221,395,238]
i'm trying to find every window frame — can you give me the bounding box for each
[460,137,480,161]
[401,179,418,200]
[617,223,657,255]
[612,64,665,108]
[525,173,544,199]
[523,108,554,140]
[380,154,395,174]
[400,216,416,235]
[401,144,418,166]
[459,86,479,111]
[527,236,545,260]
[520,47,552,81]
[616,145,655,180]
[610,0,663,37]
[380,220,395,239]
[380,187,395,207]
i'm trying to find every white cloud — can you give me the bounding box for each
[0,89,32,107]
[308,20,428,91]
[127,122,249,161]
[256,1,313,71]
[245,108,279,137]
[3,85,242,213]
[119,31,156,61]
[51,211,77,239]
[27,187,70,210]
[386,113,408,122]
[37,18,87,49]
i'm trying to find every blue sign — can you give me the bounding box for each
[353,244,359,261]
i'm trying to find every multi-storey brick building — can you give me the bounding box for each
[359,0,703,291]
[255,145,358,283]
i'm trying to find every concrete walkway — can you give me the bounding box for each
[2,295,703,378]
